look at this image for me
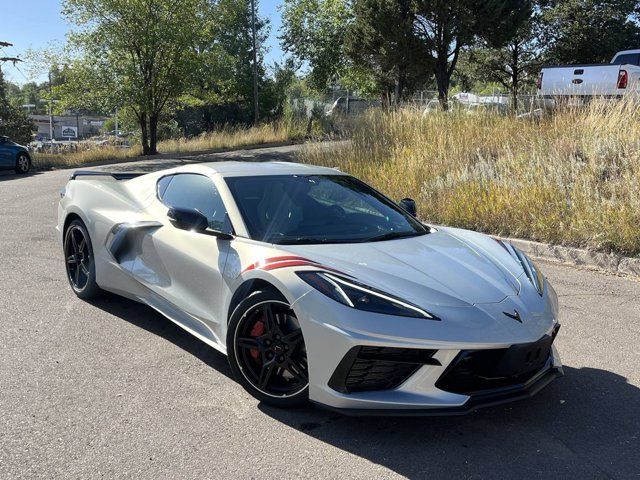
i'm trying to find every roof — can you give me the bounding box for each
[193,161,345,177]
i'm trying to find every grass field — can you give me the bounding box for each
[299,101,640,257]
[31,122,304,170]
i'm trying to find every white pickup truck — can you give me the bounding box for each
[538,49,640,99]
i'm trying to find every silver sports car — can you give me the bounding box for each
[57,161,562,414]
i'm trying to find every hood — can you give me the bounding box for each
[280,229,526,308]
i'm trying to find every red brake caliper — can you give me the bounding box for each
[249,320,265,362]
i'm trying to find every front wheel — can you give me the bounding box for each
[15,153,31,174]
[227,290,309,407]
[64,219,102,299]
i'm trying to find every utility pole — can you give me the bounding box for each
[115,107,119,141]
[48,71,54,140]
[0,41,22,67]
[250,0,259,125]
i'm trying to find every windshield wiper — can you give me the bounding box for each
[365,231,423,242]
[276,237,355,245]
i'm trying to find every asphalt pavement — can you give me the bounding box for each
[0,144,638,479]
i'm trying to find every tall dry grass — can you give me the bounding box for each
[32,122,303,170]
[157,122,300,153]
[299,101,640,257]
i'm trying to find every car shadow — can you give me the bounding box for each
[0,170,43,181]
[86,293,233,380]
[85,293,640,478]
[257,366,640,478]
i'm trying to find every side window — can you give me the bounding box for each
[158,174,231,232]
[157,175,173,198]
[612,53,640,65]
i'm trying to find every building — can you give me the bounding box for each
[30,114,109,140]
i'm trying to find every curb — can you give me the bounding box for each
[496,235,640,278]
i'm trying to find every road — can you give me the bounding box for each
[1,145,639,479]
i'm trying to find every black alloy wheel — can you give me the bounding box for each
[64,219,101,299]
[228,290,309,407]
[15,153,31,174]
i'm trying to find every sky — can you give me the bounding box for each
[0,0,285,85]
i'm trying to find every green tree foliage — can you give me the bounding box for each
[412,0,531,109]
[0,70,36,144]
[194,0,269,107]
[468,8,543,111]
[178,0,280,133]
[289,0,531,107]
[60,0,209,154]
[346,0,430,104]
[280,0,353,90]
[540,0,640,64]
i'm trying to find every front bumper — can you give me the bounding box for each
[293,288,562,415]
[315,363,564,416]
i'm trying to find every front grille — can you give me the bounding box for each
[436,325,560,395]
[328,346,440,393]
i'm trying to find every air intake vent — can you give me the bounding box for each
[328,346,440,393]
[436,325,559,395]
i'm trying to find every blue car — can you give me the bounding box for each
[0,136,32,174]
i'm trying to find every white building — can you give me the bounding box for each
[30,115,108,140]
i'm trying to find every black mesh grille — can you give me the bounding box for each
[329,346,440,393]
[436,325,560,395]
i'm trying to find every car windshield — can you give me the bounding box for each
[225,174,429,244]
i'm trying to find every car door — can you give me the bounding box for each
[0,137,13,168]
[131,173,233,339]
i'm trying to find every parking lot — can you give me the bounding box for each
[1,145,639,479]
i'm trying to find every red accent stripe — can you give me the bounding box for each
[261,260,320,271]
[241,255,345,275]
[242,255,314,273]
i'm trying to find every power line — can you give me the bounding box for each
[0,40,23,67]
[12,63,30,82]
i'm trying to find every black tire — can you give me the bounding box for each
[227,290,309,408]
[63,219,102,299]
[14,153,31,174]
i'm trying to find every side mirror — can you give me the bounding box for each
[168,207,209,232]
[399,198,417,217]
[167,207,233,239]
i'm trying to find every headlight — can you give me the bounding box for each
[512,247,545,295]
[296,271,439,320]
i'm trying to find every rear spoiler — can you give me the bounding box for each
[69,170,145,181]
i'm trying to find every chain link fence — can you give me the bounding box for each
[289,89,554,122]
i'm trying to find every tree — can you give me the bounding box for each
[280,0,353,90]
[346,0,431,104]
[0,70,36,144]
[540,0,640,64]
[469,8,543,111]
[61,0,209,155]
[181,0,272,129]
[411,0,532,109]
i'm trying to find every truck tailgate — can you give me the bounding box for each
[542,64,622,96]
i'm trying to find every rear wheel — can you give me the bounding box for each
[64,219,102,299]
[14,153,30,174]
[227,290,309,407]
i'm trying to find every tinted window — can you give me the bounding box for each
[612,53,640,65]
[159,174,230,232]
[157,175,173,198]
[225,174,428,244]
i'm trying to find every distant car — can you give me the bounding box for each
[57,161,562,414]
[0,136,32,174]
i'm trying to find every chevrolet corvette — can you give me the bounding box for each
[57,161,562,414]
